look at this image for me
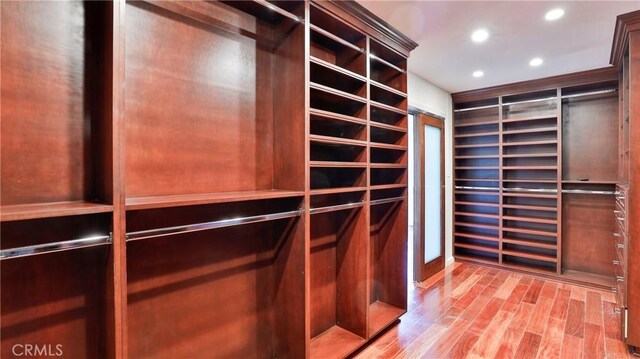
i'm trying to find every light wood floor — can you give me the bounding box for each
[355,262,635,359]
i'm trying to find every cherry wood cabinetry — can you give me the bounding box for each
[611,9,640,352]
[452,68,619,290]
[0,1,416,358]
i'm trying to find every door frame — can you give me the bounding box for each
[415,113,445,282]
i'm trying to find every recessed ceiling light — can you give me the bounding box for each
[471,29,489,43]
[529,57,544,67]
[545,8,565,21]
[472,70,484,78]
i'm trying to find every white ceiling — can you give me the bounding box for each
[358,1,640,93]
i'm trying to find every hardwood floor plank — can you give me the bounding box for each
[469,308,514,358]
[459,293,492,321]
[585,291,603,325]
[477,269,500,287]
[539,281,557,299]
[537,317,564,358]
[494,274,520,299]
[445,330,480,359]
[603,301,621,340]
[502,279,531,313]
[605,337,633,358]
[570,286,587,301]
[421,318,472,358]
[454,282,488,310]
[584,322,605,359]
[561,334,584,359]
[468,297,505,335]
[565,299,586,338]
[526,297,554,335]
[514,332,542,359]
[549,288,571,320]
[495,303,536,359]
[451,273,483,299]
[522,279,544,304]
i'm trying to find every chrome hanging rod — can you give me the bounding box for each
[453,104,499,113]
[254,0,304,23]
[455,185,499,191]
[370,196,405,206]
[561,88,617,99]
[310,201,365,215]
[503,96,557,106]
[0,234,112,260]
[126,209,303,242]
[457,186,618,195]
[455,89,618,113]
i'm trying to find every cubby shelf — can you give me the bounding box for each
[125,190,305,210]
[310,82,367,104]
[310,161,367,168]
[310,326,365,359]
[310,187,367,196]
[1,201,114,222]
[454,243,499,253]
[370,121,407,133]
[310,134,367,147]
[501,114,558,123]
[369,142,407,151]
[368,301,405,337]
[310,108,367,126]
[310,56,367,83]
[454,120,499,128]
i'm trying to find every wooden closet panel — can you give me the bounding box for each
[562,194,615,276]
[1,215,111,358]
[0,1,107,205]
[562,95,618,181]
[124,2,274,197]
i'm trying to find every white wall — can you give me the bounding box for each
[408,72,455,268]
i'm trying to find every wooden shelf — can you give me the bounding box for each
[310,82,366,104]
[309,134,367,147]
[310,187,367,196]
[455,155,499,159]
[310,56,366,83]
[454,253,499,265]
[456,166,499,170]
[454,242,499,253]
[502,114,558,123]
[454,143,499,149]
[454,131,499,138]
[454,201,500,207]
[503,204,558,212]
[561,180,618,185]
[370,163,407,169]
[502,215,557,225]
[503,192,558,199]
[370,80,407,98]
[310,161,367,168]
[454,190,500,196]
[561,269,615,288]
[370,184,407,190]
[455,178,499,182]
[454,232,499,242]
[369,142,407,151]
[310,326,365,359]
[370,101,407,115]
[368,301,404,337]
[502,237,558,250]
[454,120,499,128]
[454,222,498,230]
[502,153,557,158]
[502,140,558,146]
[502,260,557,274]
[502,127,558,135]
[503,166,557,170]
[503,179,557,183]
[125,190,304,210]
[454,211,499,219]
[310,108,367,127]
[502,249,557,263]
[1,201,113,222]
[502,226,557,237]
[370,121,407,133]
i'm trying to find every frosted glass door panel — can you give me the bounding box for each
[424,124,441,263]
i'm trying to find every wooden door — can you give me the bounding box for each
[416,113,445,282]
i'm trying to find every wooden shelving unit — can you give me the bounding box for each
[452,69,621,289]
[1,1,417,358]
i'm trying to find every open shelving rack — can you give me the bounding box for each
[452,72,620,289]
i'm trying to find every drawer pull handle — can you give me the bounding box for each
[617,276,624,282]
[617,243,625,249]
[613,233,621,237]
[613,260,620,265]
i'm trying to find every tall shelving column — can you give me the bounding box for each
[367,37,409,338]
[453,100,501,264]
[500,90,560,274]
